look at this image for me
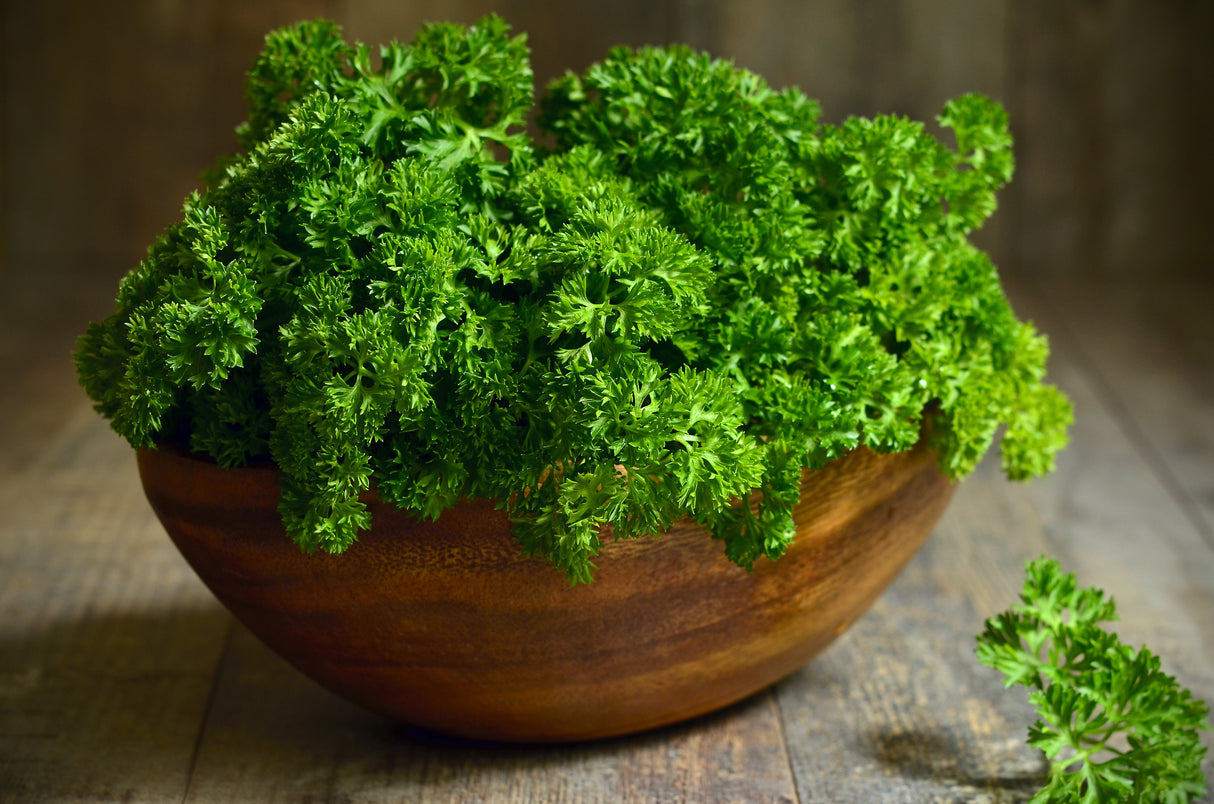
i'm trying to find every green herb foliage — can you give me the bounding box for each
[977,557,1210,803]
[75,17,1072,581]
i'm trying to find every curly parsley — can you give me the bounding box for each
[978,557,1210,803]
[75,17,1072,581]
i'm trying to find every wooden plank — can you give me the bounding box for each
[182,623,798,803]
[706,0,1007,119]
[1005,0,1214,280]
[1,0,333,274]
[1008,275,1214,544]
[775,281,1214,801]
[0,410,232,802]
[0,268,232,802]
[773,468,1048,803]
[0,265,120,475]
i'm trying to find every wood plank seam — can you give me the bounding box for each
[772,690,803,804]
[181,618,235,804]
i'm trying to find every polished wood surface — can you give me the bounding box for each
[2,271,1211,801]
[136,433,953,742]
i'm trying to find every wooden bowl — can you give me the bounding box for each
[137,435,953,743]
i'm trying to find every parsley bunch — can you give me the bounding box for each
[978,557,1210,802]
[76,17,1072,581]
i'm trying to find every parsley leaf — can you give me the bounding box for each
[977,557,1210,803]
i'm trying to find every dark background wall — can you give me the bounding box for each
[3,0,1211,289]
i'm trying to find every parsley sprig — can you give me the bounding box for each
[978,557,1210,803]
[76,17,1073,581]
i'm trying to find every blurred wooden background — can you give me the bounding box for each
[2,0,1212,287]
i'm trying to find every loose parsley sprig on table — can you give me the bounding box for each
[75,16,1073,581]
[977,557,1210,803]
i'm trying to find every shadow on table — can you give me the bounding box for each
[71,614,796,799]
[868,727,1047,801]
[0,607,232,800]
[0,607,850,800]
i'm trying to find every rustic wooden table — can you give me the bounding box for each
[2,270,1211,803]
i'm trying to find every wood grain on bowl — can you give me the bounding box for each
[136,436,953,743]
